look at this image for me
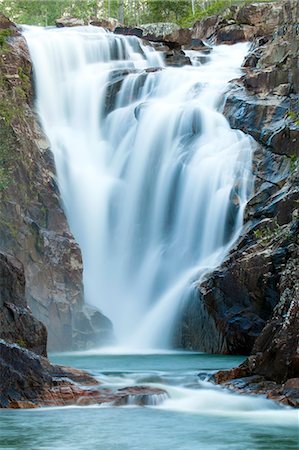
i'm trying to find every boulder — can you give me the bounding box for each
[0,341,167,408]
[192,1,283,44]
[56,16,84,28]
[115,23,192,48]
[90,17,121,31]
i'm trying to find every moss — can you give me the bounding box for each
[17,67,31,96]
[0,120,17,191]
[287,110,299,127]
[15,338,27,349]
[253,220,282,244]
[288,155,298,173]
[0,28,13,51]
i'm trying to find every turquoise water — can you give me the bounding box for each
[0,352,298,450]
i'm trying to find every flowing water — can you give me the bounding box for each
[10,25,298,450]
[0,353,298,450]
[23,26,254,349]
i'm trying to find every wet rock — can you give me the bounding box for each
[223,88,299,157]
[0,341,168,409]
[115,23,192,48]
[175,143,298,355]
[164,48,191,67]
[112,386,168,406]
[114,26,144,38]
[212,243,299,407]
[0,252,47,356]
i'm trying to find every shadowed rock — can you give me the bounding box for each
[0,341,167,409]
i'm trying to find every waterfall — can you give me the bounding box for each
[23,26,254,350]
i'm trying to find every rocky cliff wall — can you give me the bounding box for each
[176,0,298,357]
[0,14,112,351]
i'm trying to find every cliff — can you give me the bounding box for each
[0,14,112,351]
[178,0,299,405]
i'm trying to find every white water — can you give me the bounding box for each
[24,26,254,350]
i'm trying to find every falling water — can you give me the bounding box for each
[23,26,254,350]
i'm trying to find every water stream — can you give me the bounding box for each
[0,353,298,450]
[23,26,254,349]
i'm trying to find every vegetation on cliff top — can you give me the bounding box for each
[0,0,276,27]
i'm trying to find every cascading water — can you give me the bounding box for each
[23,26,254,350]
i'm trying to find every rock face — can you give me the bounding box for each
[225,20,299,156]
[0,14,112,351]
[0,252,47,356]
[192,1,284,44]
[176,0,299,361]
[115,22,192,47]
[0,241,165,410]
[0,340,167,409]
[213,248,299,407]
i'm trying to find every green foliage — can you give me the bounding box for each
[253,220,281,244]
[17,66,31,96]
[288,155,298,173]
[0,28,12,50]
[145,1,192,24]
[15,338,27,348]
[0,0,98,25]
[287,110,299,127]
[0,0,277,27]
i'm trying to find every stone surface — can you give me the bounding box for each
[175,0,299,355]
[90,17,121,31]
[192,1,283,44]
[176,144,298,354]
[114,23,192,65]
[0,252,47,356]
[0,15,112,351]
[0,341,167,409]
[223,1,299,156]
[56,16,84,28]
[115,22,192,47]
